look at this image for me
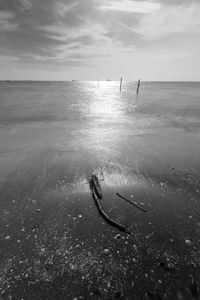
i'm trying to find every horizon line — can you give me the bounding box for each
[1,80,200,82]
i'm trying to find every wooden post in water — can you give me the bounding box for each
[136,78,140,94]
[120,77,123,92]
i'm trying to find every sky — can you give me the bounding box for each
[0,0,200,80]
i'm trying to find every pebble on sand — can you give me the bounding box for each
[114,234,121,239]
[103,249,110,255]
[185,239,192,246]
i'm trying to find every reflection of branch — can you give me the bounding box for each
[116,193,146,212]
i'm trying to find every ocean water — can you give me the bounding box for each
[0,81,200,299]
[1,81,200,180]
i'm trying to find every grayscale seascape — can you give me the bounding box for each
[1,81,200,299]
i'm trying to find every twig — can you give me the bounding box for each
[89,175,131,235]
[116,192,146,212]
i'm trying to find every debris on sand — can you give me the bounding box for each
[89,174,102,199]
[92,188,131,235]
[89,175,132,235]
[114,234,121,240]
[116,192,147,212]
[185,239,192,246]
[103,249,110,255]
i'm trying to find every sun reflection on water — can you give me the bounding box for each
[84,81,123,120]
[75,81,138,155]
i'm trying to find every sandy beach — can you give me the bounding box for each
[1,81,200,299]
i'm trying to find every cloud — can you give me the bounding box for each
[0,10,18,31]
[98,0,161,14]
[18,0,32,11]
[0,0,199,80]
[55,2,78,18]
[40,22,108,44]
[0,54,18,62]
[0,0,32,13]
[135,2,200,39]
[34,23,113,65]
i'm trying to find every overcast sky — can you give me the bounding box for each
[0,0,200,80]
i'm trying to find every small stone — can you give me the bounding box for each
[133,244,137,251]
[114,234,121,239]
[37,208,41,213]
[185,239,192,246]
[103,249,110,255]
[5,236,11,240]
[191,261,197,268]
[78,215,82,218]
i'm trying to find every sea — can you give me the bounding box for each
[0,81,200,299]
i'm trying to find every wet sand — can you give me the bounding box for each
[1,81,200,299]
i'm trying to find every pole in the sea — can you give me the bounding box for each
[136,78,140,94]
[98,79,99,87]
[120,77,123,92]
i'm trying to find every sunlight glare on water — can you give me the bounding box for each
[77,81,128,153]
[84,81,123,120]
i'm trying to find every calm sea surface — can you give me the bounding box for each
[1,81,200,176]
[0,81,200,299]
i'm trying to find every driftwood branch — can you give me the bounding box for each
[92,190,131,235]
[116,192,146,212]
[89,175,131,235]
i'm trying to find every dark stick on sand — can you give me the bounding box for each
[90,174,102,199]
[89,175,131,235]
[116,192,146,212]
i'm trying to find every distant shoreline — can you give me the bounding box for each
[0,80,200,83]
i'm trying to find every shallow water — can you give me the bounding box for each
[0,81,200,299]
